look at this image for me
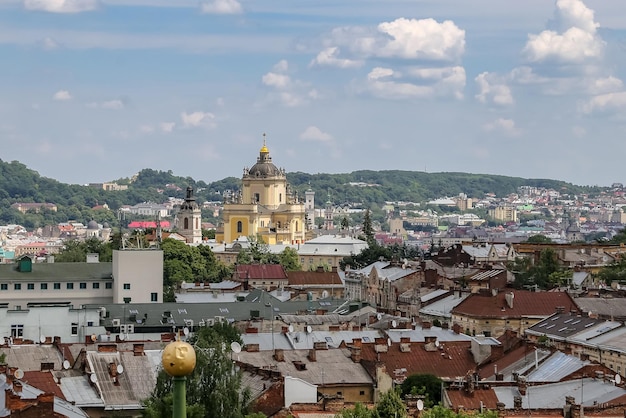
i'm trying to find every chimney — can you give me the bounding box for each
[422,321,432,329]
[133,343,145,356]
[518,376,527,396]
[556,306,565,314]
[350,346,362,363]
[513,396,522,410]
[352,338,362,348]
[424,336,438,351]
[313,341,328,350]
[13,381,22,393]
[246,343,260,352]
[452,323,461,334]
[329,325,340,332]
[505,292,514,309]
[274,349,285,362]
[400,337,411,353]
[308,349,317,362]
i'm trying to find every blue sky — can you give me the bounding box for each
[1,0,626,187]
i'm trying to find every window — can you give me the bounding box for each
[360,390,365,396]
[10,325,24,338]
[66,283,74,290]
[87,321,94,327]
[41,283,48,290]
[54,283,61,290]
[105,282,112,289]
[80,282,87,289]
[151,292,158,302]
[27,283,34,290]
[237,221,243,233]
[123,283,131,290]
[300,258,304,263]
[254,193,260,202]
[184,217,189,229]
[93,283,100,289]
[71,322,78,336]
[0,284,7,290]
[14,283,21,290]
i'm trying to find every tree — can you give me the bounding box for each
[335,402,372,418]
[279,247,301,271]
[400,374,442,407]
[597,256,626,285]
[525,234,552,243]
[373,389,407,418]
[142,322,249,417]
[362,209,374,245]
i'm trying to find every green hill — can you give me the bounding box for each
[0,159,601,228]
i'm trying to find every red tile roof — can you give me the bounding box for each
[236,264,287,280]
[446,388,500,410]
[22,371,65,400]
[127,221,171,229]
[287,271,343,286]
[452,290,577,319]
[360,341,476,381]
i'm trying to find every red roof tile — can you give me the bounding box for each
[127,221,171,228]
[236,264,287,280]
[360,341,476,381]
[446,388,500,410]
[22,371,65,400]
[287,271,342,286]
[452,290,577,319]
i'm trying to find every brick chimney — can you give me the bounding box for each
[350,346,362,363]
[308,349,317,362]
[133,343,145,356]
[13,381,22,393]
[422,321,432,329]
[518,376,527,396]
[246,343,260,352]
[274,349,285,362]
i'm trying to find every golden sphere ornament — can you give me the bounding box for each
[162,340,196,377]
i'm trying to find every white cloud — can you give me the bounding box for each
[139,125,154,134]
[585,76,623,95]
[40,37,59,50]
[200,0,241,14]
[53,90,72,101]
[581,91,626,114]
[365,66,465,100]
[309,47,363,69]
[160,122,176,133]
[24,0,98,13]
[523,0,604,63]
[262,72,291,89]
[475,72,513,106]
[101,99,124,109]
[375,18,465,61]
[273,60,289,72]
[300,126,333,142]
[483,118,521,136]
[181,111,215,128]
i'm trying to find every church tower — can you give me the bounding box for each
[305,187,315,230]
[177,186,202,244]
[216,134,306,244]
[324,189,334,231]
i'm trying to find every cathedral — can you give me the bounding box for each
[215,136,307,244]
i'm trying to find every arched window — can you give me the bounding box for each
[279,193,282,202]
[295,221,298,231]
[237,221,243,233]
[195,218,199,229]
[184,218,189,229]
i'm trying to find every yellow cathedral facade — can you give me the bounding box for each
[215,137,307,245]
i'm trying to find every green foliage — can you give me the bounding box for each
[335,402,372,418]
[420,405,498,418]
[608,228,626,245]
[362,209,374,245]
[279,247,302,271]
[55,237,113,262]
[373,388,407,418]
[596,256,626,285]
[400,374,442,407]
[142,322,248,418]
[525,234,553,243]
[508,249,573,289]
[341,242,392,270]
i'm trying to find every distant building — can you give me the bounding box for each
[10,202,57,214]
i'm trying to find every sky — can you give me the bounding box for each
[1,0,626,187]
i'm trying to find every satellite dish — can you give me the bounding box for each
[377,313,383,321]
[91,334,97,342]
[90,374,98,384]
[306,325,312,334]
[391,320,397,328]
[14,369,24,379]
[119,334,126,341]
[183,327,190,336]
[116,364,124,375]
[63,360,70,370]
[417,400,424,411]
[231,341,242,354]
[387,338,392,347]
[616,374,622,385]
[288,325,294,333]
[39,335,46,344]
[435,340,440,348]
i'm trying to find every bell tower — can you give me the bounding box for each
[177,186,202,244]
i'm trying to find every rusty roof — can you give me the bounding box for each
[446,388,500,410]
[452,290,577,319]
[236,264,287,280]
[22,370,66,400]
[287,271,343,286]
[359,341,476,381]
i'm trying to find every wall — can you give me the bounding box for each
[112,250,163,304]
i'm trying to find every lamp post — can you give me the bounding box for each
[161,339,196,418]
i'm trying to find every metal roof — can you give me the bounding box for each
[527,351,589,382]
[386,327,472,343]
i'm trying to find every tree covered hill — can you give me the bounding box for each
[0,158,600,227]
